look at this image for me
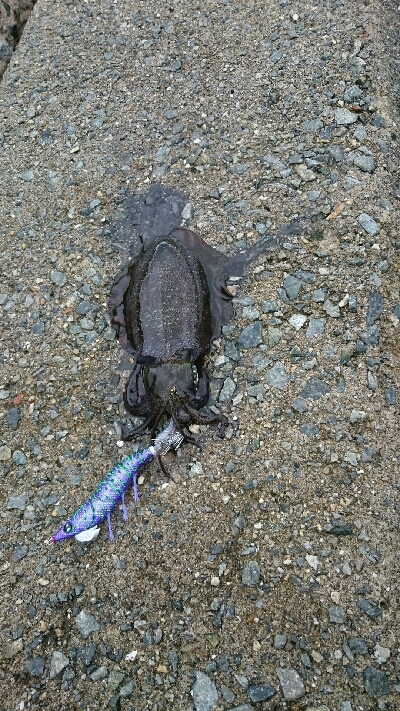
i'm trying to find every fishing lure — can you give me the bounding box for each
[52,420,183,543]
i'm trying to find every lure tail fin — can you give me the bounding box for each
[107,513,114,541]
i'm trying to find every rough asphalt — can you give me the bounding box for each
[0,1,399,710]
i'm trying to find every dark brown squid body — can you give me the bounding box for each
[109,227,278,439]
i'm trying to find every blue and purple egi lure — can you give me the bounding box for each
[52,420,183,543]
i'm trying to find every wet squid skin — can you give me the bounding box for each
[109,227,279,439]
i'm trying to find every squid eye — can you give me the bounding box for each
[192,365,199,388]
[63,523,72,534]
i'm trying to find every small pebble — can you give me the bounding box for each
[49,651,70,680]
[354,155,375,173]
[363,667,389,697]
[236,322,263,349]
[242,561,260,587]
[329,605,346,623]
[75,610,101,638]
[335,108,358,125]
[357,212,380,237]
[276,668,305,700]
[265,362,287,390]
[247,683,276,702]
[192,671,219,711]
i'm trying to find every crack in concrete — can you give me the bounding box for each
[0,0,38,79]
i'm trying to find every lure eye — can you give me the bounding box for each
[63,523,72,534]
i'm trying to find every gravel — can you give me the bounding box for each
[0,0,399,709]
[192,671,219,711]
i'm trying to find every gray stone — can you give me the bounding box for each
[7,494,27,510]
[80,644,97,667]
[325,521,352,535]
[49,651,70,679]
[12,450,27,465]
[289,314,307,331]
[156,146,170,162]
[119,680,135,697]
[103,327,116,341]
[268,326,282,348]
[385,387,396,405]
[236,322,263,349]
[374,644,390,664]
[274,633,287,649]
[329,605,346,623]
[271,49,282,63]
[13,545,29,562]
[301,118,323,131]
[344,176,360,190]
[76,301,94,315]
[306,318,326,338]
[220,685,235,704]
[91,666,108,681]
[335,108,358,125]
[247,683,276,702]
[50,271,67,287]
[32,322,45,335]
[312,289,327,303]
[75,610,101,638]
[381,198,393,211]
[323,299,340,317]
[300,423,320,437]
[348,295,357,312]
[358,213,379,236]
[108,673,125,695]
[367,292,383,325]
[291,397,308,413]
[328,144,344,162]
[300,378,331,400]
[348,638,368,654]
[344,85,363,102]
[229,164,250,175]
[26,657,45,676]
[360,325,380,346]
[349,409,367,424]
[354,155,375,173]
[261,299,278,313]
[19,170,35,182]
[361,447,376,462]
[283,275,302,299]
[349,55,366,71]
[276,668,305,700]
[219,377,236,402]
[0,40,12,61]
[247,384,266,400]
[357,598,382,619]
[363,667,389,697]
[265,362,287,390]
[340,703,353,711]
[242,306,260,321]
[234,296,255,306]
[192,671,219,711]
[343,450,358,466]
[226,706,253,711]
[6,407,20,430]
[242,560,260,587]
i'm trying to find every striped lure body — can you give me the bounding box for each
[52,448,154,543]
[52,419,184,543]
